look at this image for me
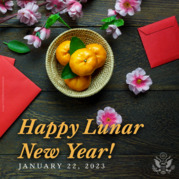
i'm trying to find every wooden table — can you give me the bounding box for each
[0,0,179,178]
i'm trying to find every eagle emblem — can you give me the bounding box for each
[152,152,175,174]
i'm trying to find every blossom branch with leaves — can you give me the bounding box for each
[0,0,87,50]
[101,0,142,39]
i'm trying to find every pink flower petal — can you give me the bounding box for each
[133,87,140,95]
[115,27,122,36]
[145,77,153,86]
[33,37,41,48]
[0,4,7,14]
[115,0,142,16]
[25,2,33,10]
[137,67,146,76]
[104,107,116,114]
[134,5,141,12]
[140,85,149,91]
[126,73,135,83]
[126,67,152,95]
[66,1,83,20]
[24,11,31,19]
[17,0,37,8]
[17,2,41,26]
[119,9,127,16]
[106,28,112,34]
[24,35,35,44]
[96,118,102,126]
[46,2,53,10]
[128,8,134,16]
[35,12,41,19]
[75,3,82,12]
[115,3,121,11]
[113,32,118,39]
[141,75,149,81]
[116,114,122,124]
[5,1,14,7]
[108,9,117,17]
[31,4,39,12]
[96,107,122,132]
[40,29,46,40]
[46,29,51,39]
[34,27,41,32]
[97,110,104,117]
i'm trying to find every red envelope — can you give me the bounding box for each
[0,55,15,65]
[0,56,41,138]
[138,16,179,68]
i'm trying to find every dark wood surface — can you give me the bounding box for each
[0,0,179,178]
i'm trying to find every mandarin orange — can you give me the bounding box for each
[86,43,107,69]
[56,40,71,66]
[64,75,91,91]
[69,48,97,76]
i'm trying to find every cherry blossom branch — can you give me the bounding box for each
[32,2,76,35]
[39,1,48,7]
[32,22,46,35]
[101,0,142,39]
[0,13,17,24]
[1,0,87,49]
[0,1,48,24]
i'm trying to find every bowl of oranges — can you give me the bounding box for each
[46,28,114,98]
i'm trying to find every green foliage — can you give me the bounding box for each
[3,40,30,54]
[101,16,124,30]
[61,37,86,79]
[45,13,71,29]
[69,37,86,55]
[61,63,77,79]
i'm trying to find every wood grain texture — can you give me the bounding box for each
[0,0,179,178]
[1,0,179,27]
[0,91,179,155]
[0,27,179,91]
[0,155,179,179]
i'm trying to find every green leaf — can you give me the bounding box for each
[100,18,125,30]
[61,37,85,79]
[100,22,111,30]
[36,32,41,38]
[69,37,86,55]
[101,15,116,22]
[58,14,71,29]
[61,63,77,79]
[3,40,30,54]
[112,19,124,27]
[45,13,71,29]
[45,14,59,29]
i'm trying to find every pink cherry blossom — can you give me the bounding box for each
[65,0,83,20]
[108,9,117,17]
[115,0,141,16]
[34,27,51,40]
[96,107,122,131]
[17,2,41,26]
[24,35,41,48]
[106,25,122,39]
[0,0,14,14]
[108,9,120,19]
[16,0,37,8]
[126,67,153,95]
[46,0,66,14]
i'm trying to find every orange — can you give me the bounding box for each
[56,40,71,66]
[86,44,107,69]
[69,48,97,76]
[64,75,91,91]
